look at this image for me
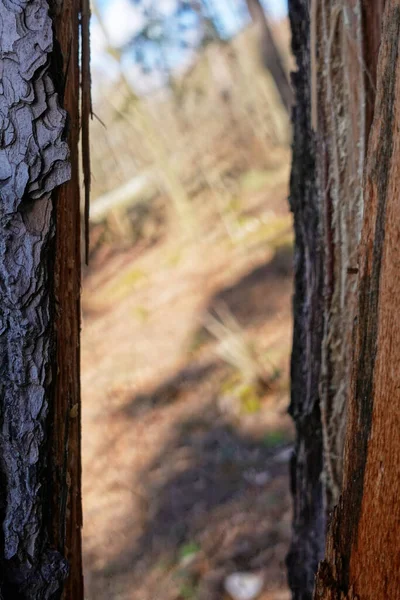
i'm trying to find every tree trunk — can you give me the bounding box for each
[315,0,383,509]
[288,0,400,598]
[0,0,83,597]
[285,1,325,598]
[52,0,84,598]
[315,0,400,596]
[92,0,194,236]
[245,0,293,111]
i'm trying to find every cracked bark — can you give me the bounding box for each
[0,0,82,598]
[315,0,384,508]
[287,0,385,597]
[286,1,325,598]
[314,0,400,597]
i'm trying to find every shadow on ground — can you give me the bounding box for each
[85,397,293,600]
[190,245,293,357]
[116,362,218,419]
[209,245,293,327]
[83,242,294,600]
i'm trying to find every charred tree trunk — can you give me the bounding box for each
[288,0,400,598]
[245,0,293,111]
[0,0,83,598]
[286,1,325,598]
[315,0,400,596]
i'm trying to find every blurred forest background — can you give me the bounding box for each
[82,1,294,599]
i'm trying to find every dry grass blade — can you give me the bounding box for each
[203,302,271,390]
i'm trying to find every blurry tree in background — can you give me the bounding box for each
[89,0,291,253]
[288,0,400,598]
[121,0,291,106]
[91,0,194,234]
[0,0,83,598]
[122,1,212,80]
[245,0,292,111]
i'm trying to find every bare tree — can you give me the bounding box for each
[0,0,83,597]
[92,0,194,234]
[245,0,292,111]
[287,0,400,598]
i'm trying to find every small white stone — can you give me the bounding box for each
[224,572,264,600]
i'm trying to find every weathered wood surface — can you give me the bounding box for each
[287,0,387,596]
[315,0,384,507]
[52,0,84,596]
[286,1,325,598]
[314,0,400,597]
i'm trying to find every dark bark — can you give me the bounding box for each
[0,0,82,598]
[52,0,84,597]
[286,1,325,598]
[245,0,293,111]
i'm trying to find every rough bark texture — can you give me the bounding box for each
[246,0,293,111]
[314,1,400,597]
[51,0,83,597]
[361,0,385,137]
[315,0,384,508]
[288,0,394,598]
[0,0,82,597]
[286,1,325,598]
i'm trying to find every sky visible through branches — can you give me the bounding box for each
[91,0,288,92]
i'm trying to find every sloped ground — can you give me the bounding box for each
[82,158,294,600]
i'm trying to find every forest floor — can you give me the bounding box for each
[81,149,294,600]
